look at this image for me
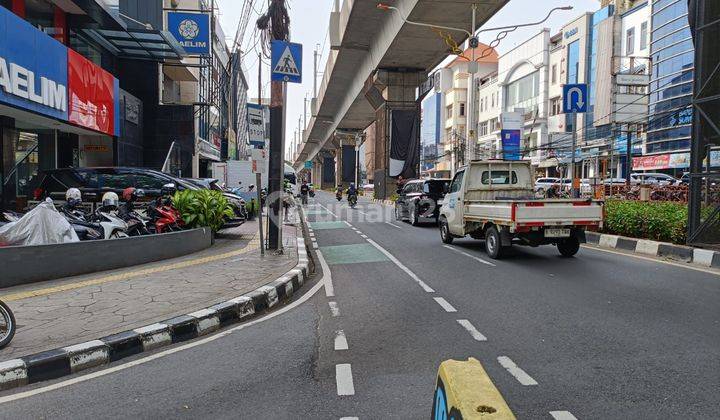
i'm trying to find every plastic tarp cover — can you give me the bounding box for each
[0,199,79,246]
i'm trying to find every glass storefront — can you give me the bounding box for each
[648,0,694,153]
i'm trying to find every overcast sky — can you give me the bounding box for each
[216,0,602,156]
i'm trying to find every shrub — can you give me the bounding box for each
[173,189,235,233]
[603,200,688,244]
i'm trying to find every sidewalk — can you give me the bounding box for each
[0,213,301,361]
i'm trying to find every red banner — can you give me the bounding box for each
[632,154,670,170]
[67,49,115,136]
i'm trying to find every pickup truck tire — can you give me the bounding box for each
[485,226,506,259]
[439,217,453,244]
[557,237,580,257]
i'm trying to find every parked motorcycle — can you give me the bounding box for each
[0,299,16,349]
[146,183,183,233]
[61,189,128,240]
[119,187,151,236]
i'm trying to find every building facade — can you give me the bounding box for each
[0,0,179,210]
[644,0,694,174]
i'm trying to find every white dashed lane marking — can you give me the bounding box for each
[497,356,538,386]
[433,297,457,313]
[336,364,355,396]
[384,222,402,229]
[456,319,487,341]
[334,330,348,351]
[550,411,578,420]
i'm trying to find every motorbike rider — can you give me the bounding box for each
[346,183,358,206]
[336,184,343,200]
[300,181,310,205]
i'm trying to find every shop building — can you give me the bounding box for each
[118,0,231,178]
[0,0,172,210]
[644,0,695,175]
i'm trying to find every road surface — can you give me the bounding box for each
[0,191,717,419]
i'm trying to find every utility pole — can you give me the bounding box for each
[625,124,632,187]
[465,4,478,164]
[258,0,290,252]
[256,52,265,255]
[313,46,319,99]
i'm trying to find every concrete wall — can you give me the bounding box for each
[0,228,213,288]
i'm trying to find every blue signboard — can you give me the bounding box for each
[168,12,210,55]
[0,6,68,120]
[562,83,588,113]
[271,41,302,83]
[304,161,313,169]
[501,129,521,161]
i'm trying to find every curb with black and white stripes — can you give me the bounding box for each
[586,231,720,268]
[0,223,314,392]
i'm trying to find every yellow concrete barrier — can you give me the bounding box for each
[432,357,516,420]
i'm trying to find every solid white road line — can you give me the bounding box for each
[550,411,578,420]
[582,244,720,276]
[328,301,340,317]
[363,236,435,293]
[317,250,334,297]
[442,245,496,267]
[334,330,348,351]
[497,356,538,386]
[316,203,338,218]
[456,319,487,341]
[336,364,355,396]
[0,278,327,405]
[384,222,402,229]
[433,297,457,313]
[340,417,359,420]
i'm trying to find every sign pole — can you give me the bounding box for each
[571,110,578,198]
[256,172,265,255]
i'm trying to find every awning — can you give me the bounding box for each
[82,28,187,61]
[163,60,198,82]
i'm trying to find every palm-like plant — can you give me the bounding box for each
[173,190,234,233]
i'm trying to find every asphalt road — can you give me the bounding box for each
[0,191,718,419]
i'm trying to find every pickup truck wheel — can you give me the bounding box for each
[439,218,453,244]
[410,205,419,226]
[557,237,580,257]
[485,226,505,259]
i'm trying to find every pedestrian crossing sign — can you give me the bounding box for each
[271,41,302,83]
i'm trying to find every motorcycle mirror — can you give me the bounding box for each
[136,189,146,197]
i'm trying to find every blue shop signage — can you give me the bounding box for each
[168,12,210,55]
[0,6,68,120]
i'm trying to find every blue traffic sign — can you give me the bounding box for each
[563,83,588,113]
[271,41,302,83]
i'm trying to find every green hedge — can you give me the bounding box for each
[603,200,688,244]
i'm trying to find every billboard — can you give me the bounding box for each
[421,92,441,172]
[67,49,117,136]
[167,12,210,55]
[0,6,68,120]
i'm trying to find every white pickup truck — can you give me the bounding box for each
[438,160,604,258]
